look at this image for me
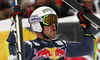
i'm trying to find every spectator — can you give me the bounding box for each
[33,0,46,9]
[22,0,33,18]
[58,0,83,18]
[45,0,59,15]
[30,0,35,5]
[76,0,82,3]
[0,0,4,4]
[51,0,60,8]
[33,0,59,15]
[82,0,96,13]
[58,2,74,18]
[11,0,15,7]
[0,2,11,20]
[56,0,63,6]
[98,1,100,10]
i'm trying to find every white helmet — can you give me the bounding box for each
[29,6,57,32]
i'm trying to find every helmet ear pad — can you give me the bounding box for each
[40,22,50,39]
[40,22,44,33]
[31,22,50,39]
[30,22,43,32]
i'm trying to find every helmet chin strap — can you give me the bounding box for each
[40,22,50,39]
[41,32,50,39]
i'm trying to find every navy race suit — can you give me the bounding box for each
[7,28,94,60]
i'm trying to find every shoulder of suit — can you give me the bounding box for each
[24,40,33,48]
[52,39,67,46]
[24,39,41,46]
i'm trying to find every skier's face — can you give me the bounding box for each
[43,23,57,39]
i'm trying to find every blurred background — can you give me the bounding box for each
[0,0,100,60]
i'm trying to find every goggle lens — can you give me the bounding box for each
[43,14,58,26]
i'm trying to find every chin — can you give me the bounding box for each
[49,36,55,39]
[49,34,56,39]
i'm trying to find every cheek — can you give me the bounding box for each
[43,26,51,34]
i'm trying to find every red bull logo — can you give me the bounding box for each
[33,47,66,60]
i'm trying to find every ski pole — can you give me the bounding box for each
[14,0,25,60]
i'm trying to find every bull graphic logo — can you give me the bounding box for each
[33,47,66,60]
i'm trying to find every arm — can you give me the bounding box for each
[66,5,94,57]
[6,6,32,60]
[7,32,33,60]
[66,28,94,57]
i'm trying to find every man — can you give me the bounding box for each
[0,2,11,20]
[7,6,94,60]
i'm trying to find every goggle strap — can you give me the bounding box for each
[29,17,43,23]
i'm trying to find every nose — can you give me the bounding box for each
[51,23,56,27]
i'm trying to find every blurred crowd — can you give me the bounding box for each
[0,0,100,20]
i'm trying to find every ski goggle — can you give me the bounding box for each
[29,14,58,26]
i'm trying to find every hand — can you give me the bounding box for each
[10,5,25,19]
[77,5,93,29]
[10,5,24,33]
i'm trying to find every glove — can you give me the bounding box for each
[10,5,25,19]
[77,5,93,29]
[10,5,24,33]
